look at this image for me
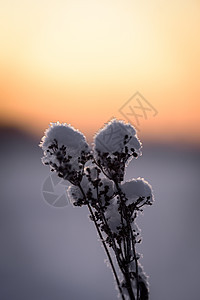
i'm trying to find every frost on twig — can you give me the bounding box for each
[40,119,154,300]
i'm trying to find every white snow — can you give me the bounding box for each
[67,184,83,204]
[105,196,141,233]
[129,260,149,285]
[105,178,153,233]
[105,196,121,233]
[40,122,89,153]
[67,175,115,205]
[40,122,90,174]
[94,119,142,154]
[120,178,153,205]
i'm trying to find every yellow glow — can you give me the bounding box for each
[0,0,200,144]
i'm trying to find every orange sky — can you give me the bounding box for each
[0,0,200,144]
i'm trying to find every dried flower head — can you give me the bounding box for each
[40,119,154,300]
[93,119,142,182]
[40,122,91,185]
[68,172,115,207]
[121,178,154,206]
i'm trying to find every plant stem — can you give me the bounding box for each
[95,180,125,271]
[78,183,125,300]
[93,159,139,299]
[114,181,138,300]
[123,267,136,300]
[87,204,125,300]
[130,227,139,300]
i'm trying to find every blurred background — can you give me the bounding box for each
[0,0,200,299]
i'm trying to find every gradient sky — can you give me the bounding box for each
[0,0,200,144]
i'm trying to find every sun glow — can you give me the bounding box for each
[0,0,200,144]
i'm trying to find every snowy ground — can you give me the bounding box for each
[0,128,199,300]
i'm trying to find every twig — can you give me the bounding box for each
[78,183,125,300]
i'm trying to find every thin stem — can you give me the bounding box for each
[130,227,139,300]
[124,268,136,300]
[93,157,112,180]
[95,185,124,271]
[93,159,137,300]
[87,204,125,300]
[78,183,125,300]
[114,181,138,300]
[93,159,128,267]
[120,203,127,263]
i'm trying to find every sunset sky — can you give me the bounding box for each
[0,0,199,144]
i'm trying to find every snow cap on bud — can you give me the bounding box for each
[39,122,90,184]
[121,177,154,206]
[94,119,142,156]
[93,119,142,182]
[40,122,89,152]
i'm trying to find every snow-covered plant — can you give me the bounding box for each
[40,119,154,300]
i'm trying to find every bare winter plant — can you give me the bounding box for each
[40,119,154,300]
